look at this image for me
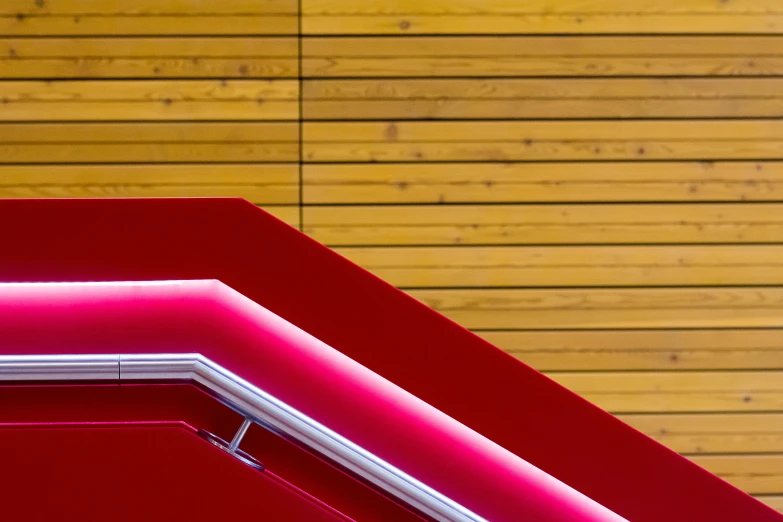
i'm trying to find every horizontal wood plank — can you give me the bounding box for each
[304,79,783,100]
[691,455,783,494]
[0,184,296,200]
[302,14,783,35]
[305,140,783,162]
[335,245,783,287]
[549,370,783,413]
[302,98,783,120]
[0,100,299,121]
[303,162,783,204]
[477,329,783,371]
[303,57,783,77]
[0,80,298,101]
[0,143,298,163]
[758,496,783,513]
[0,122,299,142]
[304,121,783,162]
[0,59,298,79]
[304,120,783,142]
[304,99,783,119]
[304,203,783,245]
[405,287,783,329]
[303,1,783,16]
[551,371,783,393]
[0,38,299,78]
[303,36,783,57]
[303,79,783,118]
[260,205,299,229]
[0,164,297,203]
[0,16,298,36]
[1,38,298,58]
[0,1,297,15]
[619,412,783,453]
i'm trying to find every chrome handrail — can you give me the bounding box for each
[0,353,485,522]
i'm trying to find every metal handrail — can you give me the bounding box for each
[0,353,485,522]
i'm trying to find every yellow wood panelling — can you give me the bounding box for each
[0,3,299,230]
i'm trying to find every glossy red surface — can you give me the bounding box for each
[0,424,350,522]
[0,198,779,521]
[0,384,424,522]
[0,281,623,522]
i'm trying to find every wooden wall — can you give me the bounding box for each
[2,0,782,512]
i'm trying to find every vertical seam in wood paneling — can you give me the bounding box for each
[298,0,304,232]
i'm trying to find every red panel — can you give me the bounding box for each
[0,198,778,521]
[0,424,349,522]
[0,384,424,522]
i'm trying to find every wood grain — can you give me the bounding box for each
[0,80,298,101]
[303,79,783,118]
[304,99,783,119]
[304,203,783,245]
[619,412,783,453]
[0,164,298,203]
[304,120,783,142]
[0,1,298,15]
[0,122,299,142]
[335,245,783,287]
[549,370,783,413]
[405,287,783,329]
[478,329,783,371]
[691,455,783,494]
[303,57,783,77]
[305,140,783,162]
[304,79,783,100]
[303,162,783,204]
[301,14,783,35]
[0,16,298,36]
[302,0,783,15]
[0,121,299,162]
[0,101,299,121]
[0,59,298,79]
[0,143,298,163]
[0,38,298,57]
[304,121,783,162]
[303,36,783,57]
[758,496,783,513]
